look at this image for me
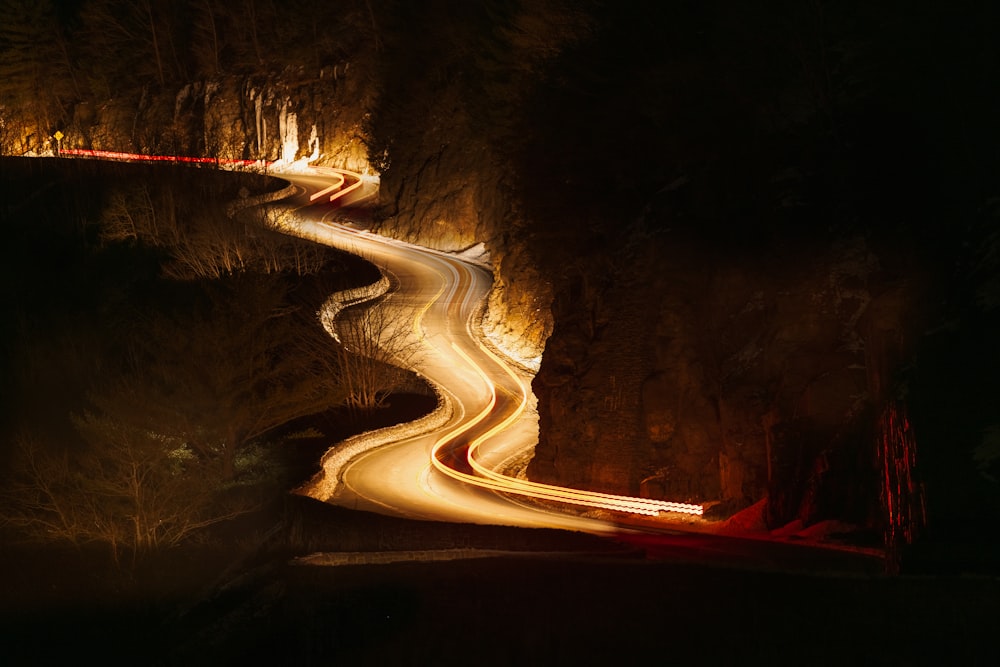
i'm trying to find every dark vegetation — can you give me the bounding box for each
[468,1,1000,568]
[195,550,998,667]
[0,157,431,566]
[0,0,378,154]
[4,499,997,665]
[355,0,1000,572]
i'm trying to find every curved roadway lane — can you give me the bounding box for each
[279,168,696,533]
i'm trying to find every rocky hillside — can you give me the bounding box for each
[513,1,1000,544]
[3,0,999,546]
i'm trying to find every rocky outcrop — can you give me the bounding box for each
[62,68,372,173]
[530,226,921,526]
[482,243,553,367]
[7,1,997,539]
[363,86,554,362]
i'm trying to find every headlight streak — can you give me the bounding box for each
[442,344,704,517]
[411,269,449,343]
[326,170,365,203]
[301,167,705,519]
[309,171,345,200]
[307,165,367,203]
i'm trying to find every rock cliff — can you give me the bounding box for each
[64,69,372,174]
[4,0,998,537]
[530,224,919,528]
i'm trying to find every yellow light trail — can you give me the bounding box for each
[440,344,704,517]
[295,165,704,520]
[308,171,344,201]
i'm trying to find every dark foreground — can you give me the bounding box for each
[2,497,997,667]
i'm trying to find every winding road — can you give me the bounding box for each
[42,152,884,570]
[278,166,703,534]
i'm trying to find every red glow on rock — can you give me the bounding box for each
[877,401,927,568]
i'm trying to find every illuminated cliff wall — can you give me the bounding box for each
[4,0,998,536]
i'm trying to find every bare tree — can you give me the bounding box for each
[99,181,328,280]
[116,274,349,480]
[2,425,250,564]
[329,290,424,413]
[99,184,158,243]
[192,0,222,75]
[0,0,77,152]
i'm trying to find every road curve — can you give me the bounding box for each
[44,153,882,571]
[277,167,702,534]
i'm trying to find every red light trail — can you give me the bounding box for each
[59,147,265,167]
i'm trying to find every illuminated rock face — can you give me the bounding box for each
[45,58,555,362]
[482,246,552,367]
[363,86,501,250]
[361,79,555,357]
[63,72,372,172]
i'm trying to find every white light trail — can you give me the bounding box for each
[295,167,704,518]
[443,343,703,516]
[309,172,344,201]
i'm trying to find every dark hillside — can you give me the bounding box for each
[0,157,402,557]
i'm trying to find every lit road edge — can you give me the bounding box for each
[281,165,704,519]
